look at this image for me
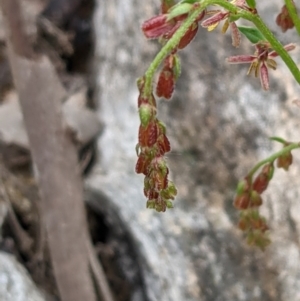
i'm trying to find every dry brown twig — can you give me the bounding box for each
[0,0,115,301]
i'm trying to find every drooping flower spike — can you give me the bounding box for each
[136,77,177,212]
[226,42,296,90]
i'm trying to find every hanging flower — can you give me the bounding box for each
[276,3,295,32]
[142,14,176,39]
[201,0,249,47]
[135,78,176,211]
[142,3,206,49]
[226,42,296,90]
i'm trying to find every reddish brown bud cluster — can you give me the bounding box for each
[135,78,176,211]
[238,210,270,250]
[233,164,274,249]
[276,3,295,33]
[234,143,296,249]
[233,190,263,210]
[141,4,206,101]
[233,176,266,211]
[141,6,205,48]
[236,207,270,250]
[238,210,269,233]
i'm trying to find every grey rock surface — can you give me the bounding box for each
[0,90,101,150]
[88,1,300,301]
[0,252,46,301]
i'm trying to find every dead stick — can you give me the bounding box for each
[0,0,96,300]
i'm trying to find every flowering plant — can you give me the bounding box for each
[136,0,300,249]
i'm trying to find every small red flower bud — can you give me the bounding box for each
[233,192,250,209]
[135,156,144,174]
[142,14,175,39]
[147,122,159,147]
[252,164,274,194]
[252,173,269,194]
[178,22,198,49]
[135,154,151,175]
[157,134,171,155]
[277,151,293,171]
[156,67,175,99]
[138,122,158,147]
[147,189,159,200]
[276,4,295,33]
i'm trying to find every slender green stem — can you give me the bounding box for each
[247,142,300,179]
[215,1,300,84]
[250,14,300,84]
[214,1,300,84]
[143,0,300,96]
[144,6,205,96]
[285,0,300,36]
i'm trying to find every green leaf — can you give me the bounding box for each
[181,0,198,3]
[245,0,256,9]
[269,136,287,144]
[167,3,193,21]
[238,26,266,44]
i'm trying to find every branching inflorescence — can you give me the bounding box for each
[136,0,300,248]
